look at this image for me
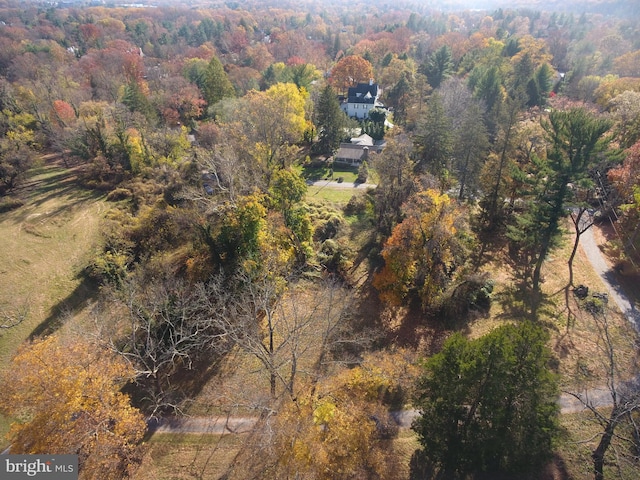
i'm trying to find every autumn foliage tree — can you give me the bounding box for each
[608,140,640,264]
[329,55,374,94]
[373,189,473,309]
[239,351,416,479]
[0,335,146,480]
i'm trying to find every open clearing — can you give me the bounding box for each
[0,157,107,446]
[2,158,639,478]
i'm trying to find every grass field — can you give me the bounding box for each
[2,157,639,478]
[306,183,370,204]
[0,158,107,448]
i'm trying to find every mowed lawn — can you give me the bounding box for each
[0,158,107,447]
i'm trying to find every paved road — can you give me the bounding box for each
[308,179,376,190]
[579,226,640,330]
[149,226,640,434]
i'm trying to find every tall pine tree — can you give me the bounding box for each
[413,92,453,189]
[314,84,347,155]
[508,108,612,313]
[201,55,235,108]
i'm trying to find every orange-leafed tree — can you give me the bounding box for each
[613,50,640,78]
[0,335,146,480]
[329,55,374,94]
[373,189,473,309]
[608,141,640,264]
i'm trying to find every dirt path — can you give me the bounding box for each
[148,411,419,436]
[148,416,258,435]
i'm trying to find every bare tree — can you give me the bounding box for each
[97,279,228,416]
[196,272,362,401]
[0,305,28,332]
[98,268,366,416]
[565,306,640,480]
[568,205,597,287]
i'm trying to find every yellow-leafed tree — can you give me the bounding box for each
[0,335,146,480]
[373,189,473,309]
[259,351,416,480]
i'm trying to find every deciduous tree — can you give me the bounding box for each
[372,131,418,237]
[236,351,415,479]
[0,335,146,480]
[329,55,374,94]
[565,305,640,480]
[373,189,472,309]
[232,83,309,180]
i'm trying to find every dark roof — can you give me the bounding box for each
[346,82,379,104]
[335,143,368,161]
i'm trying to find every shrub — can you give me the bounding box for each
[106,188,133,202]
[439,273,494,327]
[317,239,353,279]
[343,194,369,216]
[356,160,369,184]
[314,214,344,241]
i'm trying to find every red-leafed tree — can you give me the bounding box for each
[608,141,640,264]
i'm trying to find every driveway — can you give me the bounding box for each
[308,179,377,189]
[579,226,640,330]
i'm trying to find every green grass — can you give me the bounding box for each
[0,159,107,442]
[302,163,359,183]
[306,184,368,204]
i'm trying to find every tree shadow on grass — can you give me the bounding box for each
[496,282,557,326]
[29,270,100,339]
[352,282,450,356]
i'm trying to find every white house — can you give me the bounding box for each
[340,80,383,119]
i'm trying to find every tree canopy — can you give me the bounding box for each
[0,335,146,480]
[412,322,559,478]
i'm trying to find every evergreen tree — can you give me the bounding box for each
[201,55,235,108]
[413,92,453,189]
[422,45,453,89]
[314,84,347,155]
[411,322,559,478]
[386,72,413,126]
[533,63,554,106]
[454,101,489,199]
[508,108,612,312]
[121,79,153,121]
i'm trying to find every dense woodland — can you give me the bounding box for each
[1,0,640,478]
